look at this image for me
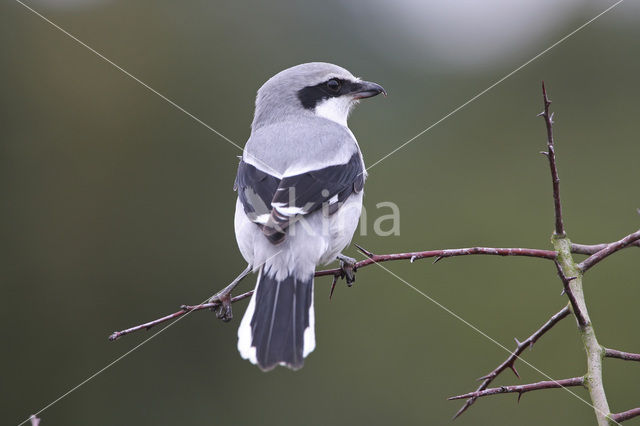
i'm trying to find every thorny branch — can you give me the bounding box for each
[449,377,584,402]
[108,236,637,342]
[553,261,587,327]
[108,83,639,425]
[540,81,565,237]
[450,84,639,425]
[316,246,558,277]
[109,291,255,341]
[578,230,640,273]
[110,247,557,341]
[452,306,571,419]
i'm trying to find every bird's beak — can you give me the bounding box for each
[352,80,387,100]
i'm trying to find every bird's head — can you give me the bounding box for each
[252,62,385,129]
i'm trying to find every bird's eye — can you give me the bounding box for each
[326,79,341,92]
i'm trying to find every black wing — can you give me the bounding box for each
[235,160,280,220]
[235,153,364,244]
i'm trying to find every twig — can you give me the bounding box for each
[554,261,588,327]
[578,229,640,272]
[540,81,565,237]
[449,377,584,402]
[610,407,640,423]
[539,83,616,425]
[571,241,640,255]
[453,85,629,425]
[604,348,640,362]
[451,306,571,419]
[109,291,254,341]
[315,247,557,277]
[110,246,557,341]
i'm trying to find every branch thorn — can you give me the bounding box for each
[354,243,374,258]
[329,274,339,300]
[510,364,520,378]
[542,80,551,104]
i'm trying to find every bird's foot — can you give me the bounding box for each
[209,290,233,322]
[329,253,358,299]
[337,253,357,286]
[207,264,252,323]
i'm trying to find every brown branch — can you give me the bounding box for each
[105,82,640,426]
[109,291,254,341]
[449,377,584,402]
[578,229,640,272]
[315,246,557,277]
[540,81,565,237]
[109,246,557,341]
[554,261,588,327]
[604,348,640,362]
[571,241,640,255]
[611,407,640,423]
[451,306,571,419]
[454,85,637,424]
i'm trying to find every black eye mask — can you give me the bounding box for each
[297,78,361,110]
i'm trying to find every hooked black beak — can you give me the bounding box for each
[352,80,387,99]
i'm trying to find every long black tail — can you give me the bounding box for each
[237,268,315,371]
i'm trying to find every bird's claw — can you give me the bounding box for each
[329,254,357,300]
[337,254,357,286]
[209,291,233,322]
[206,264,252,321]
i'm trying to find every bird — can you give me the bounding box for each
[230,62,385,371]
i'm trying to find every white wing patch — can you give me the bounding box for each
[253,213,271,224]
[272,204,307,216]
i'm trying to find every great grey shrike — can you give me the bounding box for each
[231,62,385,371]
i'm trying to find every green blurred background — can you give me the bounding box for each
[2,1,639,425]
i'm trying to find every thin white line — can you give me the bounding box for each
[14,0,242,152]
[17,312,190,426]
[12,0,625,422]
[13,0,282,178]
[365,258,620,425]
[16,252,281,426]
[365,0,625,173]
